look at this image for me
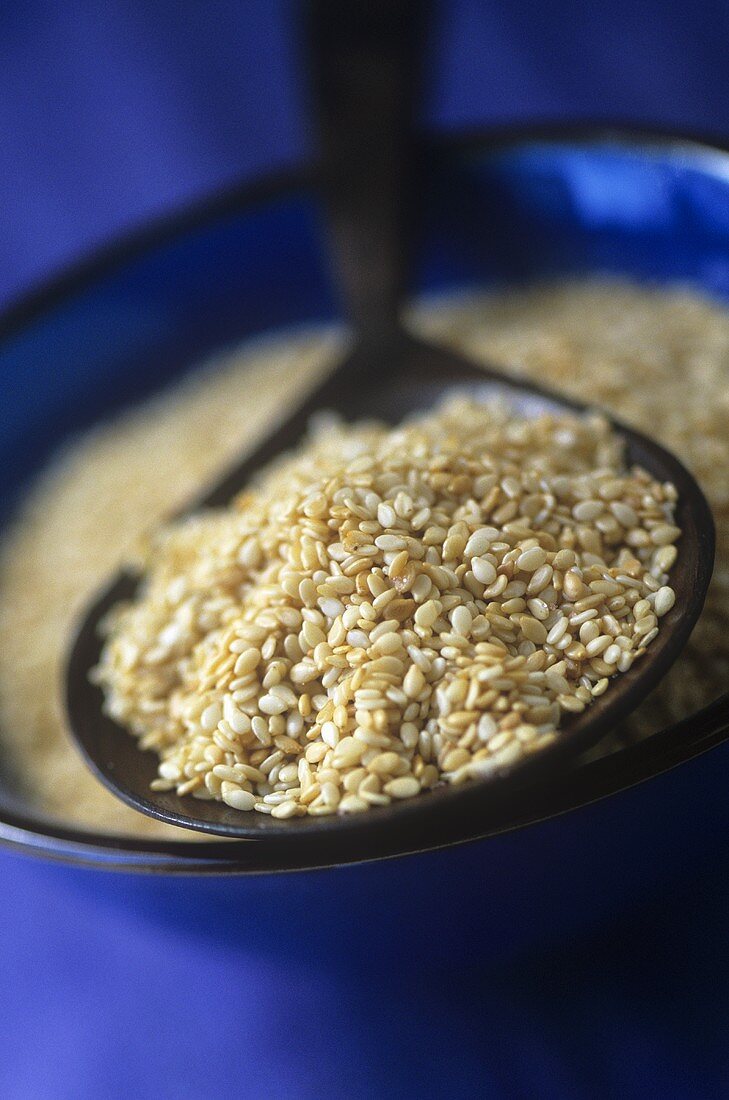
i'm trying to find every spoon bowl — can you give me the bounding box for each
[64,1,715,838]
[65,329,715,838]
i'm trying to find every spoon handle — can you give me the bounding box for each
[305,0,429,349]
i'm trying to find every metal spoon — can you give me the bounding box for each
[65,0,714,838]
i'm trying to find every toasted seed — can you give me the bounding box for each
[546,617,569,645]
[450,606,473,637]
[384,776,421,799]
[585,635,612,657]
[562,571,587,601]
[91,384,681,825]
[654,586,676,617]
[259,694,287,715]
[516,546,547,572]
[650,524,681,546]
[221,786,256,811]
[519,616,548,644]
[472,557,497,585]
[403,664,426,698]
[271,800,300,819]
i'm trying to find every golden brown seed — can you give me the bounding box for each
[93,390,680,824]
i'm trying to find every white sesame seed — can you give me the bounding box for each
[259,694,287,716]
[654,586,676,617]
[516,546,547,572]
[465,529,493,557]
[650,524,681,546]
[221,787,256,811]
[585,635,612,657]
[200,702,222,731]
[477,714,498,741]
[320,721,340,748]
[319,597,345,619]
[471,557,497,585]
[403,664,426,699]
[572,500,604,522]
[450,606,473,637]
[546,617,569,646]
[271,800,300,819]
[89,380,681,823]
[384,776,420,799]
[377,503,397,528]
[414,600,439,629]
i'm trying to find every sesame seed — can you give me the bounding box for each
[516,547,548,572]
[472,557,497,585]
[56,326,680,827]
[259,694,287,716]
[546,617,569,646]
[221,787,256,811]
[384,776,421,799]
[654,586,676,617]
[450,606,473,637]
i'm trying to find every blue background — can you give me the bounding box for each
[2,2,729,1097]
[5,0,729,310]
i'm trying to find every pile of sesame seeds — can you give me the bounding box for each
[93,395,681,818]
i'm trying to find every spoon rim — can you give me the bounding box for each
[64,333,716,839]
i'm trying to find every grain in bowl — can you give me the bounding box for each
[92,395,680,818]
[0,278,724,836]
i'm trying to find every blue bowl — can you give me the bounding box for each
[2,126,728,959]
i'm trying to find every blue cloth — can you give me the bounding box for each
[1,849,728,1099]
[1,3,729,1096]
